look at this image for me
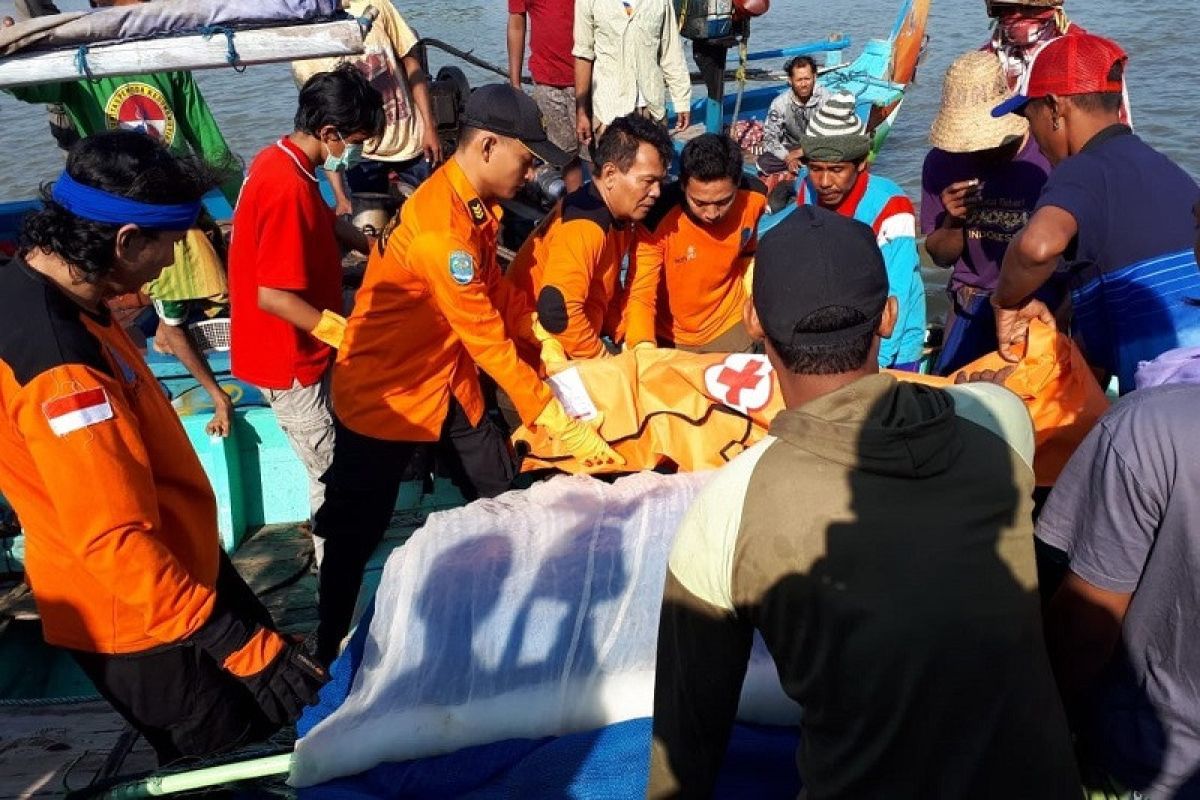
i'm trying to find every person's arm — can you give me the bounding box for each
[172,72,243,207]
[658,0,691,131]
[536,221,609,359]
[623,232,662,348]
[402,54,443,165]
[921,163,979,268]
[572,0,596,147]
[760,96,789,161]
[13,363,219,643]
[506,9,528,89]
[12,365,323,718]
[383,6,442,167]
[327,169,353,218]
[155,320,233,437]
[992,205,1077,361]
[257,287,322,334]
[489,263,540,352]
[924,220,966,268]
[648,487,754,798]
[411,233,554,425]
[875,202,923,367]
[1043,573,1132,716]
[1036,412,1164,717]
[252,186,347,346]
[334,213,372,254]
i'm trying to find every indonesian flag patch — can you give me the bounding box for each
[43,387,114,437]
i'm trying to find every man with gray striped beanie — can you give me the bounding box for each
[795,90,927,371]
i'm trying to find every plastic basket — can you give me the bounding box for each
[188,317,231,353]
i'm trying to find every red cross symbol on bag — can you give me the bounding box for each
[704,354,775,414]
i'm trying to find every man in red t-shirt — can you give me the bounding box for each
[507,0,582,192]
[229,65,383,561]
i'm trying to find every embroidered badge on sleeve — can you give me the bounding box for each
[43,387,114,437]
[449,250,476,285]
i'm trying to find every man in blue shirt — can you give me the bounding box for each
[990,32,1200,393]
[796,91,926,371]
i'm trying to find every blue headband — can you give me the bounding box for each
[51,171,202,230]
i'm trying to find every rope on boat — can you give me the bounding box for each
[729,31,750,133]
[198,26,245,73]
[73,45,93,79]
[418,38,532,85]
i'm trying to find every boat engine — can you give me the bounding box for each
[428,64,471,149]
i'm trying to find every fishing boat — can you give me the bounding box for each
[0,1,929,796]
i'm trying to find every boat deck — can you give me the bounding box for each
[0,506,435,799]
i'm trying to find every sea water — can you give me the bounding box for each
[0,0,1196,202]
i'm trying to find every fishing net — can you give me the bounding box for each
[291,471,799,789]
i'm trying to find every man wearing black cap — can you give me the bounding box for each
[647,206,1079,798]
[314,83,623,665]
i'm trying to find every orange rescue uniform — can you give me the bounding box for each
[0,259,267,663]
[505,184,651,359]
[332,157,553,441]
[630,180,767,348]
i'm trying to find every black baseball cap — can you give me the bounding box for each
[461,83,570,168]
[753,205,889,347]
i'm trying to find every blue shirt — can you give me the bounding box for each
[799,171,927,368]
[1036,125,1200,392]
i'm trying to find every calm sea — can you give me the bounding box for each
[0,0,1196,202]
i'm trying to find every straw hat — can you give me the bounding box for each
[929,51,1028,153]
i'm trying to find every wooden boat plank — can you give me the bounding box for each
[0,701,157,799]
[0,512,431,798]
[0,20,366,90]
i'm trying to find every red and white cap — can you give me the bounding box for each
[992,31,1127,117]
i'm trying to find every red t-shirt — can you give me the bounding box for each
[229,137,343,390]
[509,0,575,88]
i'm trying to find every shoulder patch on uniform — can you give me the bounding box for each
[448,250,476,285]
[467,198,488,225]
[562,184,615,231]
[43,386,114,437]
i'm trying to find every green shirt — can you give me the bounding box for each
[649,375,1081,799]
[11,71,242,205]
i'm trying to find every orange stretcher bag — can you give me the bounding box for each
[939,319,1109,486]
[514,320,1107,486]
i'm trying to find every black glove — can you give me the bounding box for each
[190,607,328,727]
[240,636,329,727]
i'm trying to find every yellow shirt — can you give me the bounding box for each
[291,0,424,162]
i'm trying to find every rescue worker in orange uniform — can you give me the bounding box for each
[629,133,768,353]
[0,131,325,764]
[506,114,673,361]
[314,84,624,665]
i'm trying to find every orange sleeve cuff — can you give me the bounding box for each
[222,627,286,678]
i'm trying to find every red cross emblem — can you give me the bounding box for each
[717,361,763,406]
[704,354,774,414]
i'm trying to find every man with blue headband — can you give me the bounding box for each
[6,0,246,440]
[0,131,326,764]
